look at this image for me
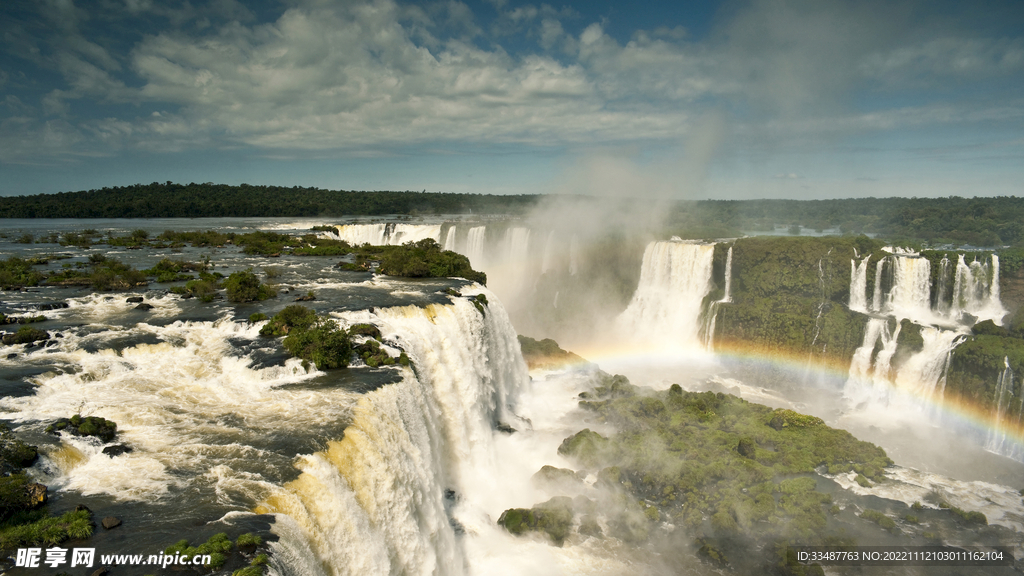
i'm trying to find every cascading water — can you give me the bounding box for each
[259,291,529,576]
[540,231,555,274]
[885,254,933,323]
[849,256,870,313]
[443,226,457,251]
[986,358,1022,461]
[703,246,733,350]
[619,241,716,350]
[951,254,1007,324]
[333,224,441,246]
[465,226,487,268]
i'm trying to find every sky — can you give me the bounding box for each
[1,0,1022,200]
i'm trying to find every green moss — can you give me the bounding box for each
[164,532,232,570]
[46,416,117,442]
[860,509,896,530]
[249,313,268,323]
[497,497,575,545]
[1,326,48,346]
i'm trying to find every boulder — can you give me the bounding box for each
[126,296,144,303]
[102,444,133,457]
[101,516,122,530]
[36,302,69,311]
[134,303,154,311]
[25,483,47,507]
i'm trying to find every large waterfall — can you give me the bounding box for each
[260,292,530,576]
[618,241,716,349]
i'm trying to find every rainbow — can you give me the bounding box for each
[564,338,1024,461]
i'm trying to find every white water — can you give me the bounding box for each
[443,226,458,252]
[465,226,487,269]
[849,256,870,313]
[618,241,716,350]
[261,292,534,576]
[952,254,1007,324]
[986,358,1023,461]
[333,224,442,246]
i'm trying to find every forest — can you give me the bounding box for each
[2,184,1024,247]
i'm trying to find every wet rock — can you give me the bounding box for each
[36,302,69,311]
[91,567,110,576]
[738,437,756,459]
[2,327,48,346]
[101,516,122,530]
[45,340,58,347]
[47,416,118,442]
[126,296,144,303]
[25,483,47,507]
[496,423,517,434]
[294,293,316,301]
[531,465,585,492]
[6,354,16,359]
[75,504,92,513]
[102,444,133,457]
[134,303,154,311]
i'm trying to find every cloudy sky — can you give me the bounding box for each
[1,0,1022,199]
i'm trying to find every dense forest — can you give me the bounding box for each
[2,184,1023,247]
[0,183,540,218]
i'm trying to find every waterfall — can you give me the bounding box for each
[951,254,1007,324]
[849,256,870,313]
[935,255,952,314]
[619,241,716,349]
[443,226,457,251]
[333,224,441,246]
[540,231,556,274]
[261,291,529,576]
[465,226,486,268]
[872,257,887,312]
[985,358,1019,459]
[722,246,733,303]
[886,255,932,322]
[892,327,963,402]
[844,318,901,406]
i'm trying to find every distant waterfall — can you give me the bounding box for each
[722,246,733,303]
[443,226,457,251]
[951,254,1007,324]
[886,255,932,322]
[849,256,870,313]
[334,224,442,246]
[935,256,952,314]
[541,231,556,273]
[465,226,486,268]
[985,358,1021,459]
[619,241,716,349]
[704,246,733,349]
[569,235,579,276]
[262,292,528,576]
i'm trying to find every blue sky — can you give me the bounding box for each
[1,0,1022,199]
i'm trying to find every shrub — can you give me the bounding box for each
[0,509,93,549]
[225,269,276,303]
[259,305,316,337]
[283,317,352,369]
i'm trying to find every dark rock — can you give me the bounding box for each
[496,423,517,434]
[101,516,122,530]
[91,567,110,576]
[45,340,58,347]
[0,423,39,474]
[75,504,92,513]
[102,444,133,457]
[531,465,585,492]
[126,296,144,303]
[134,303,154,311]
[36,302,69,311]
[2,327,49,346]
[294,294,315,301]
[444,489,457,501]
[25,483,47,507]
[6,354,16,359]
[179,292,194,299]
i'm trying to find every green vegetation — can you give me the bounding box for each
[0,313,46,325]
[860,509,896,530]
[0,183,539,218]
[283,317,352,369]
[165,532,233,570]
[517,335,587,370]
[1,326,48,346]
[345,239,486,283]
[713,236,881,364]
[503,374,895,570]
[224,269,276,303]
[47,255,147,291]
[0,509,93,549]
[45,415,118,443]
[259,305,317,337]
[169,272,224,302]
[0,257,45,289]
[497,497,575,546]
[144,258,202,282]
